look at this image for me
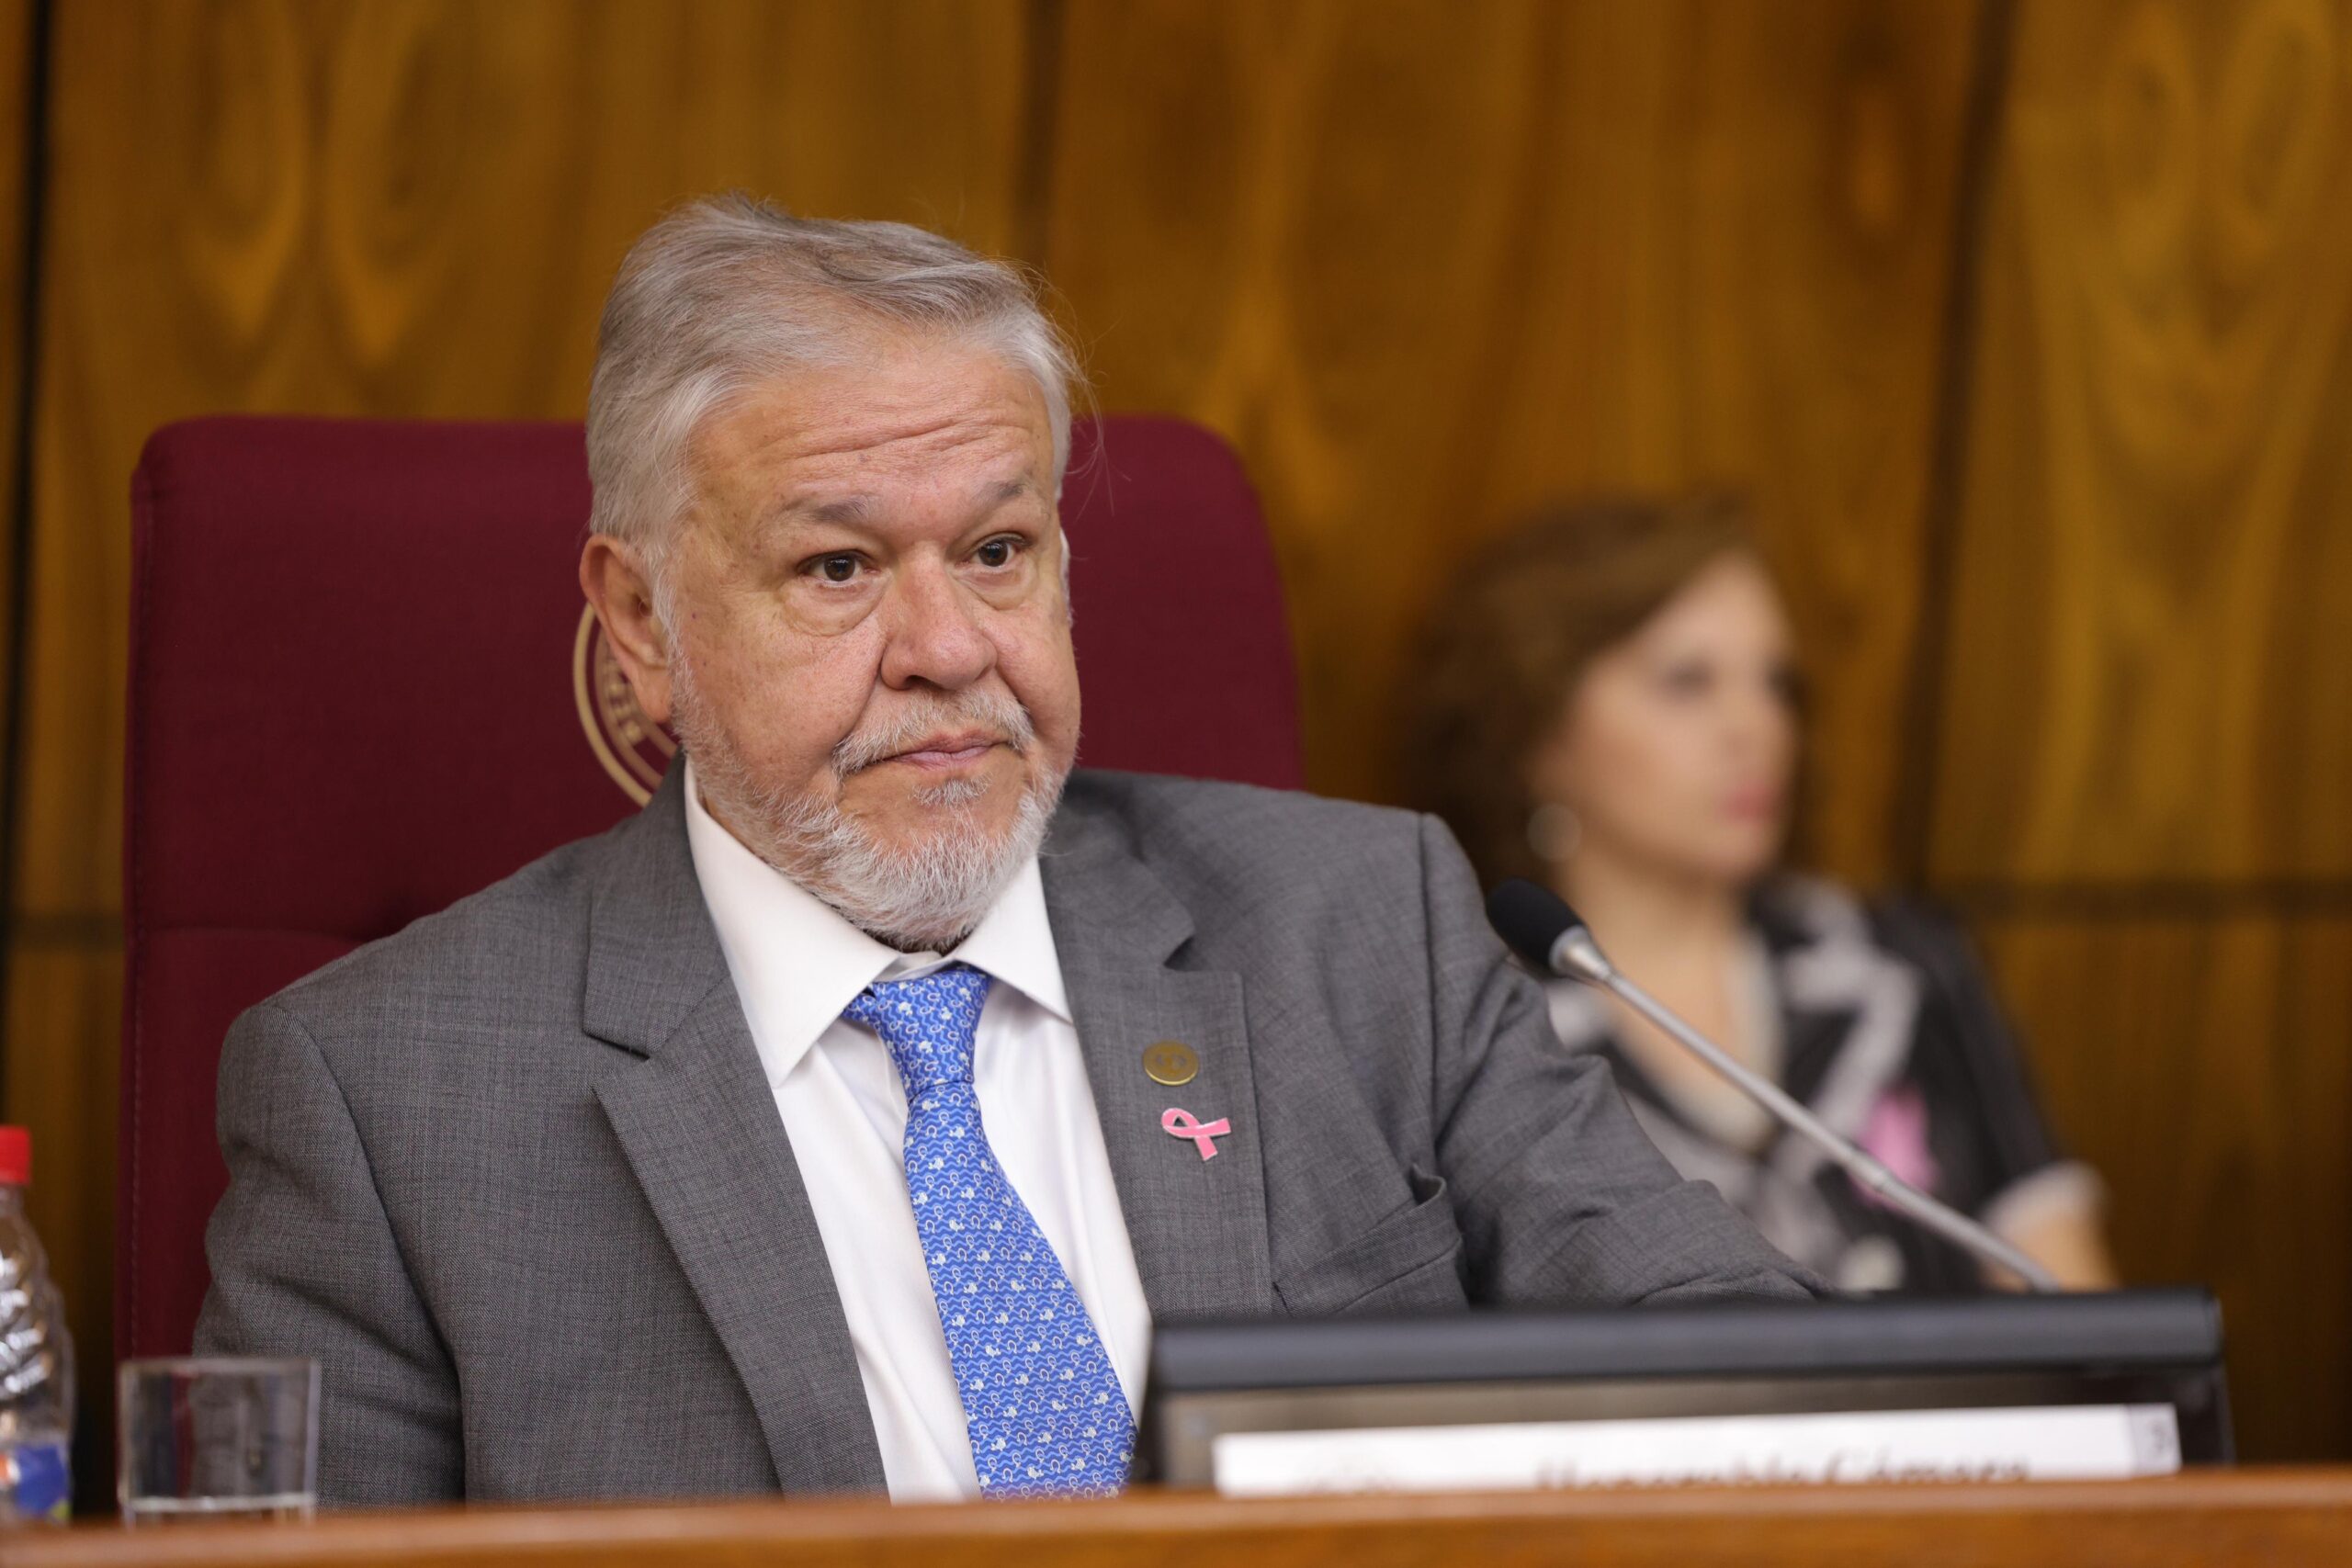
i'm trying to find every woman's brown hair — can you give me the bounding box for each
[1399,493,1769,890]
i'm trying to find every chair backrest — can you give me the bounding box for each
[119,413,1298,1359]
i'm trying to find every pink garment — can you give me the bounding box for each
[1854,1085,1941,1210]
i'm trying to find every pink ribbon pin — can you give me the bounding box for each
[1161,1107,1231,1160]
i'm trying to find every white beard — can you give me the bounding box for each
[671,656,1066,953]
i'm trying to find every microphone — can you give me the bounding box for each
[1487,878,2059,1293]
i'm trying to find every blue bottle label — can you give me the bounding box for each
[5,1439,71,1522]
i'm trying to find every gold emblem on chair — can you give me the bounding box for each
[573,604,675,806]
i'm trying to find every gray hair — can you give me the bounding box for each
[585,194,1081,573]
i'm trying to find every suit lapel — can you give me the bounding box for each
[1041,797,1275,1322]
[582,767,887,1495]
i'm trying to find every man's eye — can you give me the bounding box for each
[815,554,861,583]
[975,537,1018,569]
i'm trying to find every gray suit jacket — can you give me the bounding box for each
[198,767,1815,1505]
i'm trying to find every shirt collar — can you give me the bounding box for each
[681,759,1071,1087]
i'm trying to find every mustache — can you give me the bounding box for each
[831,688,1037,775]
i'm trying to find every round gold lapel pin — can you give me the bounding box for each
[1141,1040,1200,1087]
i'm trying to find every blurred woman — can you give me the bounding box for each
[1403,495,2113,1292]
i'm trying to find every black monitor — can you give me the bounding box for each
[1139,1288,2229,1489]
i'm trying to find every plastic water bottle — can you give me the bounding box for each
[0,1126,72,1525]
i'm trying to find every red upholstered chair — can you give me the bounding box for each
[119,413,1298,1359]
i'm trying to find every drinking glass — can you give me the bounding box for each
[117,1357,319,1525]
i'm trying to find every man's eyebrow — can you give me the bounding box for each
[778,493,876,525]
[773,479,1035,529]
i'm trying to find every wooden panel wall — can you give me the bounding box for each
[1045,0,1981,881]
[1925,0,2352,1465]
[0,0,2346,1498]
[1932,0,2352,887]
[1977,914,2352,1460]
[0,0,28,1090]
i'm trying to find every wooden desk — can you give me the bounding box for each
[10,1470,2351,1568]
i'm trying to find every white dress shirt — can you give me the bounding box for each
[681,762,1152,1501]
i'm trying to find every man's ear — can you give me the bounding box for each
[579,536,676,727]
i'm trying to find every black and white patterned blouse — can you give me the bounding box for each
[1547,878,2098,1294]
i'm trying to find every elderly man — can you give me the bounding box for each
[198,196,1815,1506]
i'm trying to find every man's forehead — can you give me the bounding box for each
[695,352,1051,495]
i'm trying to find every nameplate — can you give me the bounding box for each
[1212,1403,2182,1496]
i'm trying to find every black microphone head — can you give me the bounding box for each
[1485,878,1585,970]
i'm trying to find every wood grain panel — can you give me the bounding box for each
[1975,912,2352,1461]
[1043,0,1984,886]
[18,0,1035,919]
[1930,0,2352,885]
[0,3,25,483]
[0,0,32,937]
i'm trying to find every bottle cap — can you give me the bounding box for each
[0,1125,28,1186]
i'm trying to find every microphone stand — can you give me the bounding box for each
[1548,921,2061,1294]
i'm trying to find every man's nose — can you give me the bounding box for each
[878,559,996,692]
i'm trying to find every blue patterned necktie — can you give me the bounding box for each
[843,964,1135,1496]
